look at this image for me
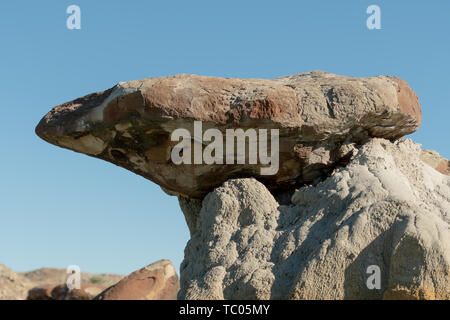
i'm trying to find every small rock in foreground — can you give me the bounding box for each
[95,260,179,300]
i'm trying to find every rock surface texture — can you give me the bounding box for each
[94,260,179,300]
[35,71,421,198]
[178,139,450,300]
[0,264,32,300]
[421,150,450,176]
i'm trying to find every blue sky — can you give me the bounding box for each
[0,1,449,275]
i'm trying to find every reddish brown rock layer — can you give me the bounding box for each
[94,260,179,300]
[27,283,106,300]
[36,71,422,198]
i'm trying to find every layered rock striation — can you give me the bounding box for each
[36,71,421,198]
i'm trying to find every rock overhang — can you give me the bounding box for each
[35,71,422,199]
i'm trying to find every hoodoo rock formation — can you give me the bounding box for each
[36,71,450,300]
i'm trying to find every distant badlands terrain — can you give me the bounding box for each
[0,260,179,300]
[0,263,123,300]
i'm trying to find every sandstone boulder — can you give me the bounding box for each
[178,138,450,300]
[420,149,449,176]
[27,283,105,300]
[26,284,54,300]
[94,260,179,300]
[35,71,421,198]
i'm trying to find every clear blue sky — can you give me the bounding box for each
[0,1,449,275]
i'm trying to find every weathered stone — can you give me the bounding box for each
[94,260,179,300]
[178,196,202,236]
[26,284,54,300]
[420,149,449,176]
[0,264,33,300]
[179,139,450,300]
[27,283,105,300]
[55,283,105,300]
[35,71,421,198]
